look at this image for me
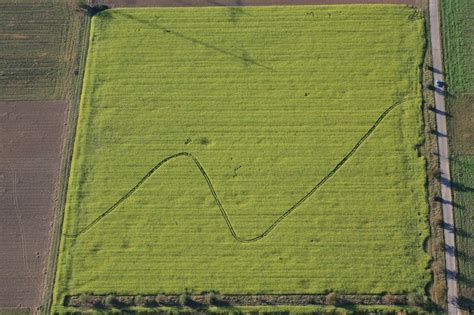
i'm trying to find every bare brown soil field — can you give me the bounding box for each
[0,101,67,310]
[102,0,422,8]
[0,1,86,101]
[448,94,474,155]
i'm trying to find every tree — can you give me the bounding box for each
[75,1,109,16]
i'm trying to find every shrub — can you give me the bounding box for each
[205,292,220,305]
[155,294,167,305]
[78,293,89,306]
[407,292,423,307]
[432,260,444,278]
[178,293,191,306]
[104,294,117,307]
[91,297,103,308]
[143,296,157,307]
[325,292,338,306]
[432,212,444,227]
[381,294,397,305]
[427,167,441,180]
[76,1,109,16]
[434,239,446,252]
[134,295,145,306]
[433,282,447,305]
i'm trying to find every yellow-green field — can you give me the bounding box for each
[53,5,428,311]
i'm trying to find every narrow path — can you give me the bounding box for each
[7,162,32,278]
[104,0,422,8]
[428,0,460,314]
[65,98,410,242]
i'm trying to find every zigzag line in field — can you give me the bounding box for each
[65,97,412,242]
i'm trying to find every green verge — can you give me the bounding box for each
[53,5,429,313]
[441,0,474,309]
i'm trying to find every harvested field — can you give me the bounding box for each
[0,309,30,315]
[0,0,85,100]
[102,0,422,8]
[53,5,428,312]
[0,101,67,309]
[448,95,474,156]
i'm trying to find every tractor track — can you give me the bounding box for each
[102,0,422,9]
[65,97,412,242]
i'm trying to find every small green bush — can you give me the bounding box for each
[432,212,444,227]
[325,292,338,306]
[78,293,89,305]
[381,294,397,305]
[205,292,220,305]
[91,297,103,308]
[407,292,424,307]
[155,294,167,305]
[178,293,191,306]
[143,296,158,307]
[104,294,117,307]
[134,295,145,306]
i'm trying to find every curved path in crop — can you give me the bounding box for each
[66,97,412,242]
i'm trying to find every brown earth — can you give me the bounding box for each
[0,101,67,310]
[101,0,423,8]
[448,94,474,155]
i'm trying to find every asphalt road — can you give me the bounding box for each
[428,0,460,314]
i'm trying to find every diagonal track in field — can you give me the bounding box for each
[114,10,273,70]
[65,97,412,242]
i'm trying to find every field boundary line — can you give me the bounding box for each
[40,11,92,315]
[429,0,460,313]
[65,97,413,242]
[102,0,423,9]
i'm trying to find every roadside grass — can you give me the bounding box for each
[441,0,474,310]
[0,0,83,100]
[53,5,428,312]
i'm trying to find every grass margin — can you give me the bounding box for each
[40,4,92,315]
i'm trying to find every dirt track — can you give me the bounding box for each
[0,101,67,309]
[103,0,422,8]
